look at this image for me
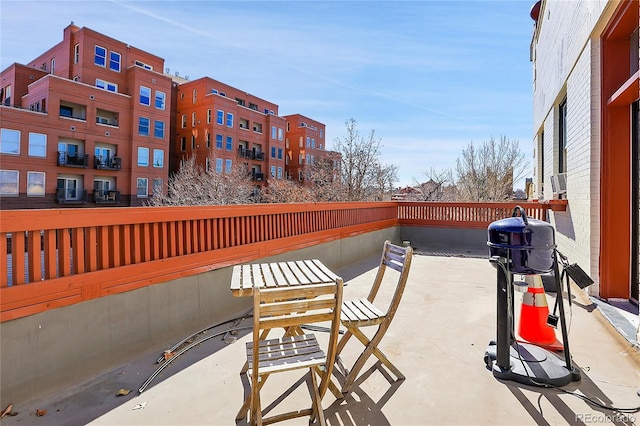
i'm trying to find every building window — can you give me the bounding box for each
[57,177,82,200]
[271,147,276,158]
[206,132,211,148]
[50,58,56,74]
[137,147,149,166]
[225,159,232,173]
[134,60,152,70]
[226,112,233,127]
[216,158,223,173]
[192,89,197,104]
[253,122,262,133]
[139,117,150,136]
[192,112,197,126]
[181,114,187,129]
[0,128,20,155]
[152,178,163,195]
[216,134,223,149]
[28,132,46,157]
[27,171,45,196]
[306,154,311,164]
[96,79,117,92]
[306,137,311,148]
[154,120,165,139]
[153,149,164,168]
[0,170,19,195]
[558,98,567,173]
[271,126,277,139]
[216,110,224,125]
[94,45,106,67]
[226,136,233,151]
[180,137,186,151]
[277,167,282,179]
[74,44,80,64]
[207,109,211,124]
[278,128,283,141]
[137,178,148,197]
[320,129,324,139]
[191,135,196,150]
[140,86,151,106]
[311,139,315,149]
[278,148,283,159]
[109,51,121,72]
[155,91,166,110]
[270,166,276,177]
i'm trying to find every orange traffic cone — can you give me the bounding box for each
[518,274,563,351]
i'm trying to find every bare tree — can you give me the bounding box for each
[454,136,528,202]
[333,118,398,201]
[147,152,255,206]
[262,178,314,203]
[411,168,455,201]
[307,154,347,202]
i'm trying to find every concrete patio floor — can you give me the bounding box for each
[3,253,640,425]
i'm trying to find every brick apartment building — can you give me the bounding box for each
[173,77,286,186]
[283,114,332,185]
[0,23,334,209]
[0,23,173,208]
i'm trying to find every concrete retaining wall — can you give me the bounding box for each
[0,227,399,407]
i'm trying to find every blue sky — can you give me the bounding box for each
[1,0,535,187]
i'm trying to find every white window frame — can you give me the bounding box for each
[28,132,46,157]
[155,91,166,110]
[1,128,20,155]
[140,86,151,106]
[109,51,121,72]
[216,110,224,125]
[225,159,232,173]
[154,120,165,139]
[137,147,149,167]
[136,178,148,197]
[226,112,233,127]
[277,167,282,179]
[139,117,150,136]
[0,170,19,195]
[27,171,45,196]
[216,158,223,174]
[74,44,80,64]
[153,149,164,168]
[96,78,118,92]
[270,166,276,177]
[94,45,106,67]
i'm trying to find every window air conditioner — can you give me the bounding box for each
[550,173,567,198]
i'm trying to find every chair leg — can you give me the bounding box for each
[309,368,326,426]
[341,326,404,394]
[237,373,270,421]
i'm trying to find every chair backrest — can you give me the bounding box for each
[252,278,343,393]
[366,240,413,316]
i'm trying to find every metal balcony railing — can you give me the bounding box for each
[58,152,89,168]
[94,156,122,170]
[92,190,120,204]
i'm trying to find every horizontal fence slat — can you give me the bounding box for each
[1,202,549,321]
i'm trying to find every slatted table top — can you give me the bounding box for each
[230,259,340,297]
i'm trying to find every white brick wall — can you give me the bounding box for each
[531,0,616,296]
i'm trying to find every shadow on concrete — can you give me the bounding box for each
[4,317,253,426]
[502,360,637,425]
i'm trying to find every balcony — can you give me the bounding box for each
[238,147,265,161]
[55,188,87,204]
[92,189,120,204]
[59,100,86,121]
[251,171,264,181]
[1,202,638,423]
[94,155,122,170]
[58,151,89,168]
